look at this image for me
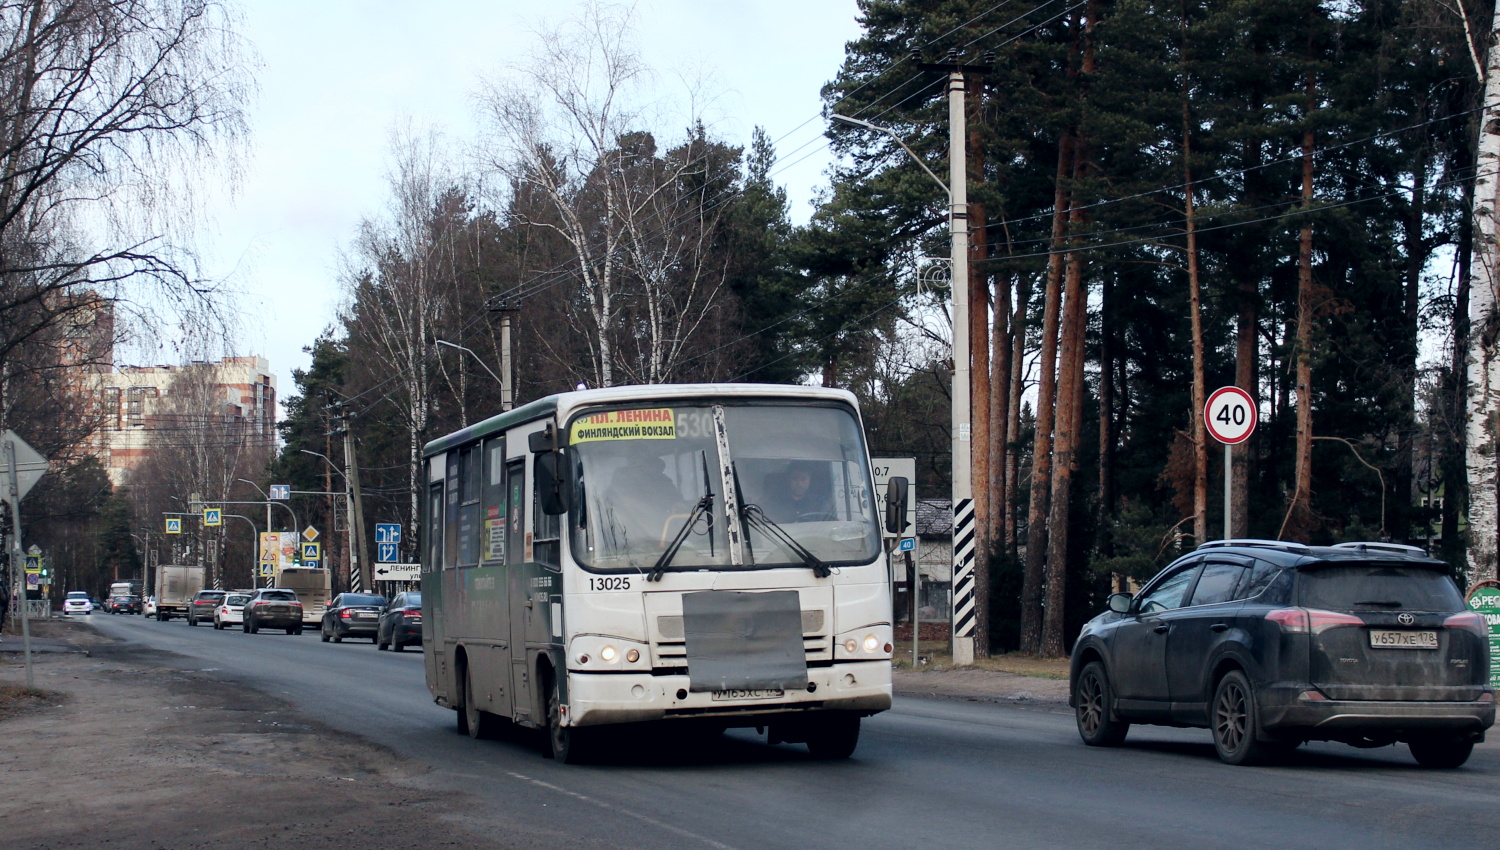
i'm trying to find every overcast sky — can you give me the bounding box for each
[188,0,862,408]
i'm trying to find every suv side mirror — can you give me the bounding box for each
[884,476,910,535]
[1107,592,1133,614]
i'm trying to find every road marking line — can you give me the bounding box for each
[504,771,735,849]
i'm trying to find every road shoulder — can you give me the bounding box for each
[0,617,532,850]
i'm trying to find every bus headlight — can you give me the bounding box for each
[568,636,650,669]
[837,625,893,659]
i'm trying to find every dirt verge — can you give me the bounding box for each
[0,618,525,850]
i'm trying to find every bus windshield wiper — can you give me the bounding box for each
[740,503,831,578]
[646,453,715,582]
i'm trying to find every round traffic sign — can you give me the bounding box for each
[1205,386,1257,444]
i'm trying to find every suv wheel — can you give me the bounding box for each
[1409,737,1475,769]
[1212,670,1273,765]
[1074,661,1130,747]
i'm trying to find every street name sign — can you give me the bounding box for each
[372,563,420,582]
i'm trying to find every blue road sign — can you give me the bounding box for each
[376,523,401,544]
[378,541,398,562]
[898,537,917,552]
[269,484,291,500]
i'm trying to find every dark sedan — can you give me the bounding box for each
[1070,540,1494,767]
[109,596,141,615]
[376,591,421,652]
[321,593,387,643]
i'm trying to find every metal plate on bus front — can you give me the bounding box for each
[682,590,809,693]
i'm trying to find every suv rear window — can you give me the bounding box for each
[1297,563,1463,612]
[261,591,297,601]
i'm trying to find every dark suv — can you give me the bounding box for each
[186,590,226,626]
[1070,540,1494,767]
[242,589,304,635]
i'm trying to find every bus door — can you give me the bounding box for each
[506,456,532,723]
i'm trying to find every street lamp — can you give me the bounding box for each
[435,338,511,410]
[237,478,273,533]
[299,449,348,482]
[832,93,977,664]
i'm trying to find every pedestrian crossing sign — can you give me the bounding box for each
[165,517,181,534]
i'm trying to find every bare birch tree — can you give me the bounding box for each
[475,2,731,387]
[1464,2,1500,580]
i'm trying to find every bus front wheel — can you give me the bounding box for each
[545,673,596,764]
[805,713,861,759]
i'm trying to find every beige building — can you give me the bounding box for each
[92,356,277,487]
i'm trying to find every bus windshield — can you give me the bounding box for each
[569,402,881,573]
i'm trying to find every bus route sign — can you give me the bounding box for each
[1466,584,1500,690]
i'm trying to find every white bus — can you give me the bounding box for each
[275,566,331,627]
[422,384,905,762]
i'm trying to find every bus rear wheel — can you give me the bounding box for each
[459,662,500,740]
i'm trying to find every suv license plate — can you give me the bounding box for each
[711,689,784,701]
[1369,629,1438,649]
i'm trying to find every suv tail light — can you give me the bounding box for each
[1443,610,1488,638]
[1266,607,1364,634]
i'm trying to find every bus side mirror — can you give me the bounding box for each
[884,476,910,535]
[536,451,572,516]
[529,422,560,454]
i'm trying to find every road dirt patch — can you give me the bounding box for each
[893,665,1071,708]
[0,618,530,849]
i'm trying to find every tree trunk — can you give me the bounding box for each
[1097,272,1115,548]
[1185,130,1209,545]
[1020,132,1073,655]
[969,104,991,658]
[1005,272,1031,557]
[992,270,1013,558]
[1468,3,1500,579]
[1394,140,1428,544]
[1283,71,1318,541]
[1041,193,1089,659]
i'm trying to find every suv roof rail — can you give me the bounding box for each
[1330,541,1430,557]
[1197,538,1311,554]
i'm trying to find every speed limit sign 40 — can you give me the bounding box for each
[1205,386,1257,445]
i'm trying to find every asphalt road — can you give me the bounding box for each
[85,613,1497,849]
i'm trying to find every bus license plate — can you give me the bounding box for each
[1369,630,1438,649]
[711,689,784,701]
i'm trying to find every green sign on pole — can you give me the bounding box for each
[1466,584,1500,690]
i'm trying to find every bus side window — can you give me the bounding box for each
[483,438,506,564]
[533,454,561,567]
[457,444,481,567]
[445,451,460,568]
[507,459,525,565]
[428,453,446,570]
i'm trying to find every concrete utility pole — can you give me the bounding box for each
[489,299,519,412]
[337,417,371,592]
[919,50,990,666]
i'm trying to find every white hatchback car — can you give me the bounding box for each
[213,592,252,629]
[62,592,93,615]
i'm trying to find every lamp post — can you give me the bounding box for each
[833,79,978,663]
[302,449,352,591]
[435,339,507,399]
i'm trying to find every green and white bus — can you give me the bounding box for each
[421,383,906,762]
